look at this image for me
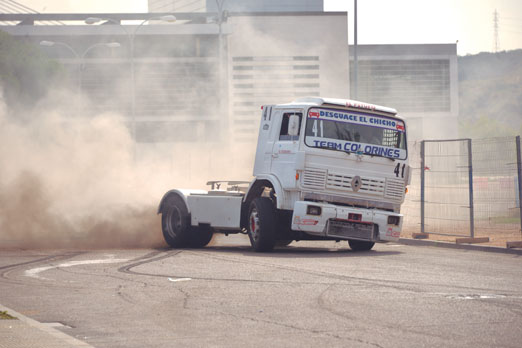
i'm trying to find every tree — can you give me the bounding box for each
[0,30,66,111]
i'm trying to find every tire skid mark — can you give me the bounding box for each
[119,248,515,298]
[117,249,366,285]
[186,250,518,295]
[24,257,130,280]
[116,284,137,305]
[117,249,182,275]
[207,307,387,347]
[0,252,85,286]
[0,252,83,272]
[316,284,356,321]
[315,284,453,341]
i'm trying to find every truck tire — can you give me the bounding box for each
[348,240,375,251]
[161,194,190,248]
[276,240,292,247]
[188,225,213,248]
[248,197,277,252]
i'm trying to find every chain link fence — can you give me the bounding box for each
[402,136,522,246]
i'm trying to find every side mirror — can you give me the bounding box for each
[288,115,300,137]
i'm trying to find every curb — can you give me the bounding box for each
[0,304,94,348]
[398,238,522,255]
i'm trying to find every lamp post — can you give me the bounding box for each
[85,15,176,142]
[215,0,227,142]
[78,42,121,96]
[353,0,358,100]
[40,40,121,109]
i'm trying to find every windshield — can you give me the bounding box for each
[304,107,407,160]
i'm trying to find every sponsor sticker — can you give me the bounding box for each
[308,108,404,132]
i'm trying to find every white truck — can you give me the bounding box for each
[158,97,410,252]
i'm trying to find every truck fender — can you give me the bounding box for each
[240,176,285,230]
[243,175,285,210]
[157,189,207,214]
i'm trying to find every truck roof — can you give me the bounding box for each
[285,97,398,116]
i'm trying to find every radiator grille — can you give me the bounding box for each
[302,169,403,201]
[327,219,375,240]
[327,172,385,196]
[385,179,405,200]
[301,168,326,190]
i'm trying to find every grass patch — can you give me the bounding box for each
[0,310,17,320]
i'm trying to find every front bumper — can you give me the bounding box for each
[291,201,402,242]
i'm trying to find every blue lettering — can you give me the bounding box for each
[327,142,342,150]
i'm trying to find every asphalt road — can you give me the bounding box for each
[1,235,522,348]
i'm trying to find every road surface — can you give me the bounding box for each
[1,235,521,347]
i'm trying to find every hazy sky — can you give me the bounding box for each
[19,0,522,55]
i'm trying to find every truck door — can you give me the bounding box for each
[271,110,303,189]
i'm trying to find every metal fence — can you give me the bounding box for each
[402,136,522,244]
[421,139,474,237]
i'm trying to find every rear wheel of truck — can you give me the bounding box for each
[248,197,277,252]
[161,195,190,248]
[348,240,375,251]
[188,225,213,248]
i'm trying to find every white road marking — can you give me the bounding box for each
[25,258,129,280]
[168,277,192,282]
[446,294,507,300]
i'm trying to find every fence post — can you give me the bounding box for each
[516,135,522,231]
[467,139,475,238]
[421,140,425,234]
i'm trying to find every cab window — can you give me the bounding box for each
[279,112,302,140]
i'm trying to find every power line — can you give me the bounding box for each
[500,16,522,21]
[0,0,64,25]
[493,9,500,52]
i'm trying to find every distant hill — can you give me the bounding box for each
[458,49,522,138]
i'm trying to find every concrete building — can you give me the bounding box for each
[0,11,347,142]
[350,44,459,140]
[228,13,348,142]
[0,10,348,181]
[148,0,324,13]
[0,10,459,180]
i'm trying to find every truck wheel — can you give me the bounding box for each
[348,240,375,251]
[248,197,277,252]
[188,226,213,248]
[276,240,292,247]
[161,195,190,248]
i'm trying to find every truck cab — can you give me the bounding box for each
[158,97,410,252]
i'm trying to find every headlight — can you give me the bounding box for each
[387,216,400,226]
[306,205,322,216]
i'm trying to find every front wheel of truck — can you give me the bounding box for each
[348,240,375,251]
[248,197,277,252]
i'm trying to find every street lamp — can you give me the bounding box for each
[40,40,120,107]
[84,15,177,143]
[77,42,121,96]
[215,0,227,142]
